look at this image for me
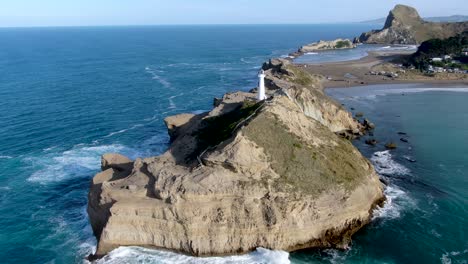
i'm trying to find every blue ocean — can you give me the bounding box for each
[0,25,466,264]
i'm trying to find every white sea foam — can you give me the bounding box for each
[93,247,290,264]
[27,144,140,183]
[322,249,349,264]
[168,97,176,109]
[145,66,172,88]
[440,249,468,264]
[47,204,97,261]
[0,155,12,159]
[306,52,318,55]
[372,184,414,220]
[361,87,468,100]
[104,124,145,138]
[167,93,185,109]
[371,150,410,176]
[386,87,468,94]
[370,151,415,220]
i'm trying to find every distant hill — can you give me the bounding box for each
[360,15,468,24]
[356,5,468,44]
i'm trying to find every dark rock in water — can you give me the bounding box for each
[213,97,223,107]
[398,132,407,135]
[362,118,375,130]
[405,157,417,163]
[365,139,378,146]
[355,112,364,117]
[368,132,374,136]
[400,138,409,143]
[350,107,355,110]
[385,142,397,149]
[379,178,389,186]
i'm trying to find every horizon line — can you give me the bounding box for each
[0,21,382,29]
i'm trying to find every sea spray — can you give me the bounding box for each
[26,144,140,183]
[370,151,415,220]
[92,247,290,264]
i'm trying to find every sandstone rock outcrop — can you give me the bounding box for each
[357,5,468,44]
[101,153,133,172]
[87,59,385,258]
[299,39,356,53]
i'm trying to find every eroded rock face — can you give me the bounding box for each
[87,61,384,258]
[358,5,468,44]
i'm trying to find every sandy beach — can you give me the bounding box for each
[295,50,468,88]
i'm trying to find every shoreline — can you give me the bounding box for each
[292,51,468,89]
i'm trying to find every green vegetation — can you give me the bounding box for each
[243,112,365,197]
[195,100,263,155]
[408,33,468,70]
[283,65,317,86]
[335,40,351,49]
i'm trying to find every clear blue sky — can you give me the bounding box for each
[0,0,466,27]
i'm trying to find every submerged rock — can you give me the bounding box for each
[365,139,378,146]
[362,119,376,130]
[385,142,398,149]
[88,60,384,258]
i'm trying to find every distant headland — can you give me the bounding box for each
[356,5,468,44]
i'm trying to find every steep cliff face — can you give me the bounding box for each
[87,60,384,258]
[358,5,468,44]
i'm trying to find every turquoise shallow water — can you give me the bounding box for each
[314,84,468,264]
[0,25,467,264]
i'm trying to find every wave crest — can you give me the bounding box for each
[371,150,410,176]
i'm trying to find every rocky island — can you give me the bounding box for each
[87,58,385,258]
[357,4,468,44]
[299,39,356,53]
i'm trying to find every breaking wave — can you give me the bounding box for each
[370,151,415,220]
[371,150,410,176]
[372,184,414,220]
[93,247,290,264]
[26,144,141,183]
[440,249,468,264]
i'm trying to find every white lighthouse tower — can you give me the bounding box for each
[257,69,266,101]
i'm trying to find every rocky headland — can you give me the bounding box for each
[87,58,385,259]
[299,39,356,53]
[357,4,468,44]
